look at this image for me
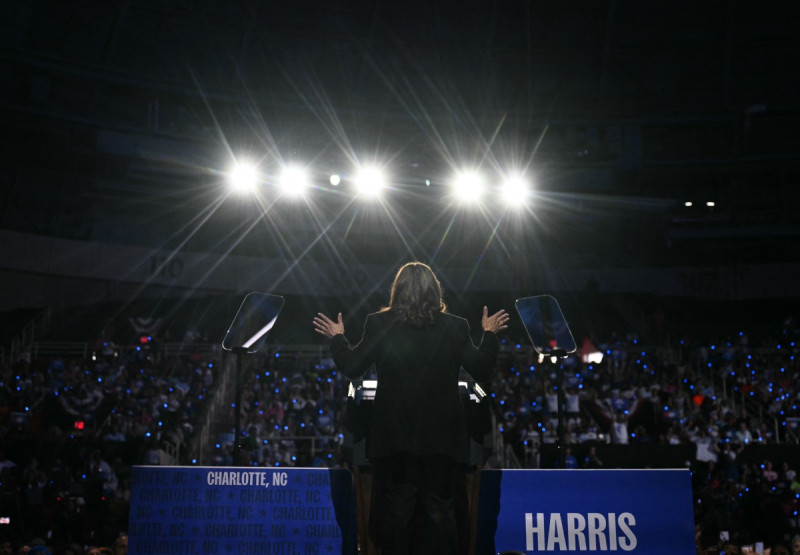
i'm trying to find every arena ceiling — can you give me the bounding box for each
[1,0,799,300]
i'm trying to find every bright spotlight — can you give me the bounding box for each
[500,175,531,207]
[329,174,341,186]
[452,171,484,203]
[354,167,386,198]
[228,163,259,193]
[279,166,310,197]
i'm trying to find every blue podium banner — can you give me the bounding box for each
[128,466,356,555]
[476,469,695,554]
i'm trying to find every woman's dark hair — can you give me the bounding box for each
[380,262,446,326]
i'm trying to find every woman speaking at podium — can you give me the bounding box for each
[314,261,508,554]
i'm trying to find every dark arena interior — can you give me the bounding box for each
[1,1,799,553]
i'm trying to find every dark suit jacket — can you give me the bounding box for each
[331,310,499,465]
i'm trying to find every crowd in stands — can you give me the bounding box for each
[1,308,799,553]
[490,316,800,552]
[0,336,219,554]
[209,348,347,468]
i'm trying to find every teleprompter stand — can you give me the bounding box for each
[514,295,577,469]
[221,292,284,466]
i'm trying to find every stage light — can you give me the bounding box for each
[500,174,531,207]
[279,165,310,197]
[354,166,386,198]
[706,201,715,207]
[452,171,484,203]
[685,201,693,207]
[228,162,259,193]
[329,174,341,186]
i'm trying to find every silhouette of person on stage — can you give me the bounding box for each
[314,262,508,554]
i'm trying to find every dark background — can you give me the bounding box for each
[1,0,799,338]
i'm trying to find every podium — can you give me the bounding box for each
[474,469,696,554]
[128,466,357,554]
[343,379,493,554]
[126,467,695,555]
